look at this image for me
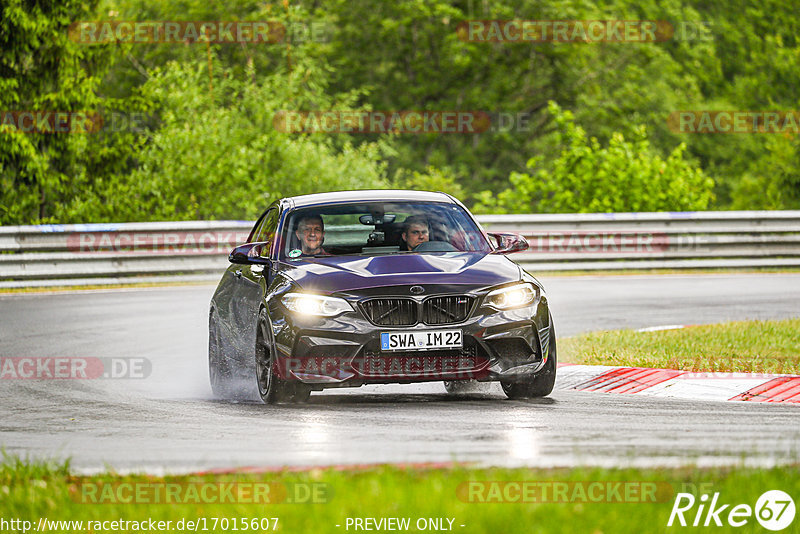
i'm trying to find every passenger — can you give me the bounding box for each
[295,214,328,256]
[401,215,430,250]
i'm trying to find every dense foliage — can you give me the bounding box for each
[1,0,798,224]
[474,103,714,214]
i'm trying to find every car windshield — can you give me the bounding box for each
[281,201,492,259]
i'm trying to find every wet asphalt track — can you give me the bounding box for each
[1,273,799,473]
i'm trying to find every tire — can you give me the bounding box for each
[501,319,557,399]
[208,312,235,399]
[255,309,310,404]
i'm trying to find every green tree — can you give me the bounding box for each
[392,165,464,199]
[680,0,800,208]
[475,102,714,214]
[315,0,709,200]
[0,0,112,223]
[71,54,389,222]
[730,135,800,210]
[5,0,799,223]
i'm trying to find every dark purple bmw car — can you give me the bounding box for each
[208,190,556,403]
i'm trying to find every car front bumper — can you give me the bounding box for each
[268,292,552,387]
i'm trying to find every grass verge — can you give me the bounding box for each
[1,457,798,534]
[560,318,800,374]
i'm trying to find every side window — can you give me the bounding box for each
[255,209,279,244]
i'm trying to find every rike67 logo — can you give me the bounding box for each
[668,490,795,530]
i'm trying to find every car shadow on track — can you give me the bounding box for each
[206,393,558,407]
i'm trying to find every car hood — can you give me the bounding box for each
[277,253,521,294]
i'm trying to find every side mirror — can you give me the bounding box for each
[229,242,272,265]
[487,232,528,254]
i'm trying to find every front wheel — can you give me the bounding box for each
[502,319,557,399]
[255,309,310,404]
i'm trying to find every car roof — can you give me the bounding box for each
[285,190,455,208]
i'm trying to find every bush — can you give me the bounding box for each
[474,102,715,214]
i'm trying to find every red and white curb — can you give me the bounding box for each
[556,363,800,403]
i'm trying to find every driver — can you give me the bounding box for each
[295,214,328,256]
[401,215,430,250]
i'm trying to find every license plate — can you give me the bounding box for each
[380,330,462,352]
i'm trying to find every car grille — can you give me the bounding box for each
[422,296,474,325]
[354,338,489,378]
[360,295,475,326]
[360,298,417,326]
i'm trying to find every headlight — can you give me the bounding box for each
[282,293,353,317]
[484,283,538,310]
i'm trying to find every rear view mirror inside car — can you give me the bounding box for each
[359,214,397,225]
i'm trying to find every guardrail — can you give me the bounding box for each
[1,211,799,287]
[479,210,800,271]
